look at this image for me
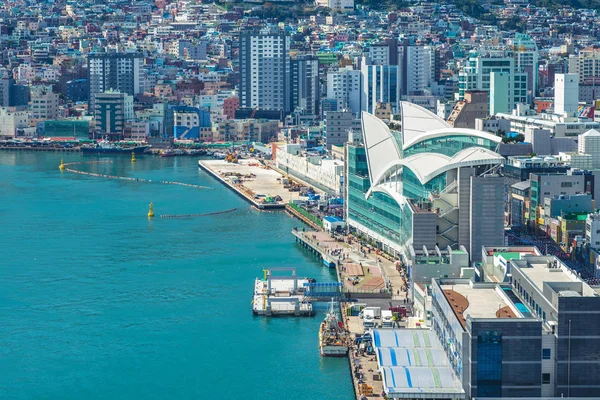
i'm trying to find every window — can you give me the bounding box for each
[477,331,502,397]
[543,348,551,359]
[542,373,551,384]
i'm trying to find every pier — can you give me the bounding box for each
[291,226,417,400]
[252,268,314,316]
[292,229,410,300]
[198,159,302,210]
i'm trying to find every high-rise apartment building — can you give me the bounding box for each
[568,46,600,83]
[404,45,434,95]
[0,68,10,107]
[369,43,392,66]
[459,50,528,113]
[323,110,360,149]
[88,52,143,112]
[509,33,539,99]
[290,55,319,117]
[360,57,400,114]
[327,66,361,114]
[239,29,290,113]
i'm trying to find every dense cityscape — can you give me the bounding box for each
[5,0,600,399]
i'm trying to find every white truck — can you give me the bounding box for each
[381,310,393,328]
[362,309,375,330]
[362,306,381,319]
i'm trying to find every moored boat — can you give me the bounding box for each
[81,140,150,155]
[160,149,185,157]
[319,299,349,357]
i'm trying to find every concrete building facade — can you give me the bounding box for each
[94,91,134,135]
[88,52,143,112]
[326,66,361,114]
[239,29,290,113]
[323,110,360,149]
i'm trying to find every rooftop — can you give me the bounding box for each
[495,252,523,261]
[563,212,590,221]
[516,259,580,290]
[373,329,465,399]
[484,246,541,257]
[440,282,519,328]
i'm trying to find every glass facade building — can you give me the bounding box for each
[347,105,504,259]
[347,145,403,246]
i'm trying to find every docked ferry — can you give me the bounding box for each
[81,140,150,155]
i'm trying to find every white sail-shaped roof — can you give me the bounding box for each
[401,147,504,185]
[399,101,450,145]
[402,127,501,151]
[361,111,402,186]
[362,110,504,191]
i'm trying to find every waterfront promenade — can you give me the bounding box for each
[293,229,408,301]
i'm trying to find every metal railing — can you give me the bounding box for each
[287,202,323,228]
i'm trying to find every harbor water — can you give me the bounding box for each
[0,151,353,400]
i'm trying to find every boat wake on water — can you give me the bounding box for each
[60,161,213,190]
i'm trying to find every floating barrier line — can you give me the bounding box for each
[62,161,213,190]
[160,208,238,219]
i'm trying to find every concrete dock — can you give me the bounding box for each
[198,159,301,210]
[343,310,385,399]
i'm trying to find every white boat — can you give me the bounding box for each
[319,299,349,357]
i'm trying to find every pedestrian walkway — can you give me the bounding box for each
[294,229,408,299]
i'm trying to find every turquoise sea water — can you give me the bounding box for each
[0,151,352,400]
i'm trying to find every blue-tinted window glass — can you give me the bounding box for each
[477,331,502,397]
[542,348,551,360]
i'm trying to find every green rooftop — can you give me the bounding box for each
[495,252,522,261]
[563,212,590,221]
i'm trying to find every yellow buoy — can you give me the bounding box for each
[148,202,155,218]
[131,152,136,163]
[59,159,65,171]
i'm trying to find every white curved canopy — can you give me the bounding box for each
[367,182,406,207]
[402,127,502,151]
[361,111,402,186]
[369,147,504,193]
[402,147,504,185]
[361,108,504,199]
[399,101,450,145]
